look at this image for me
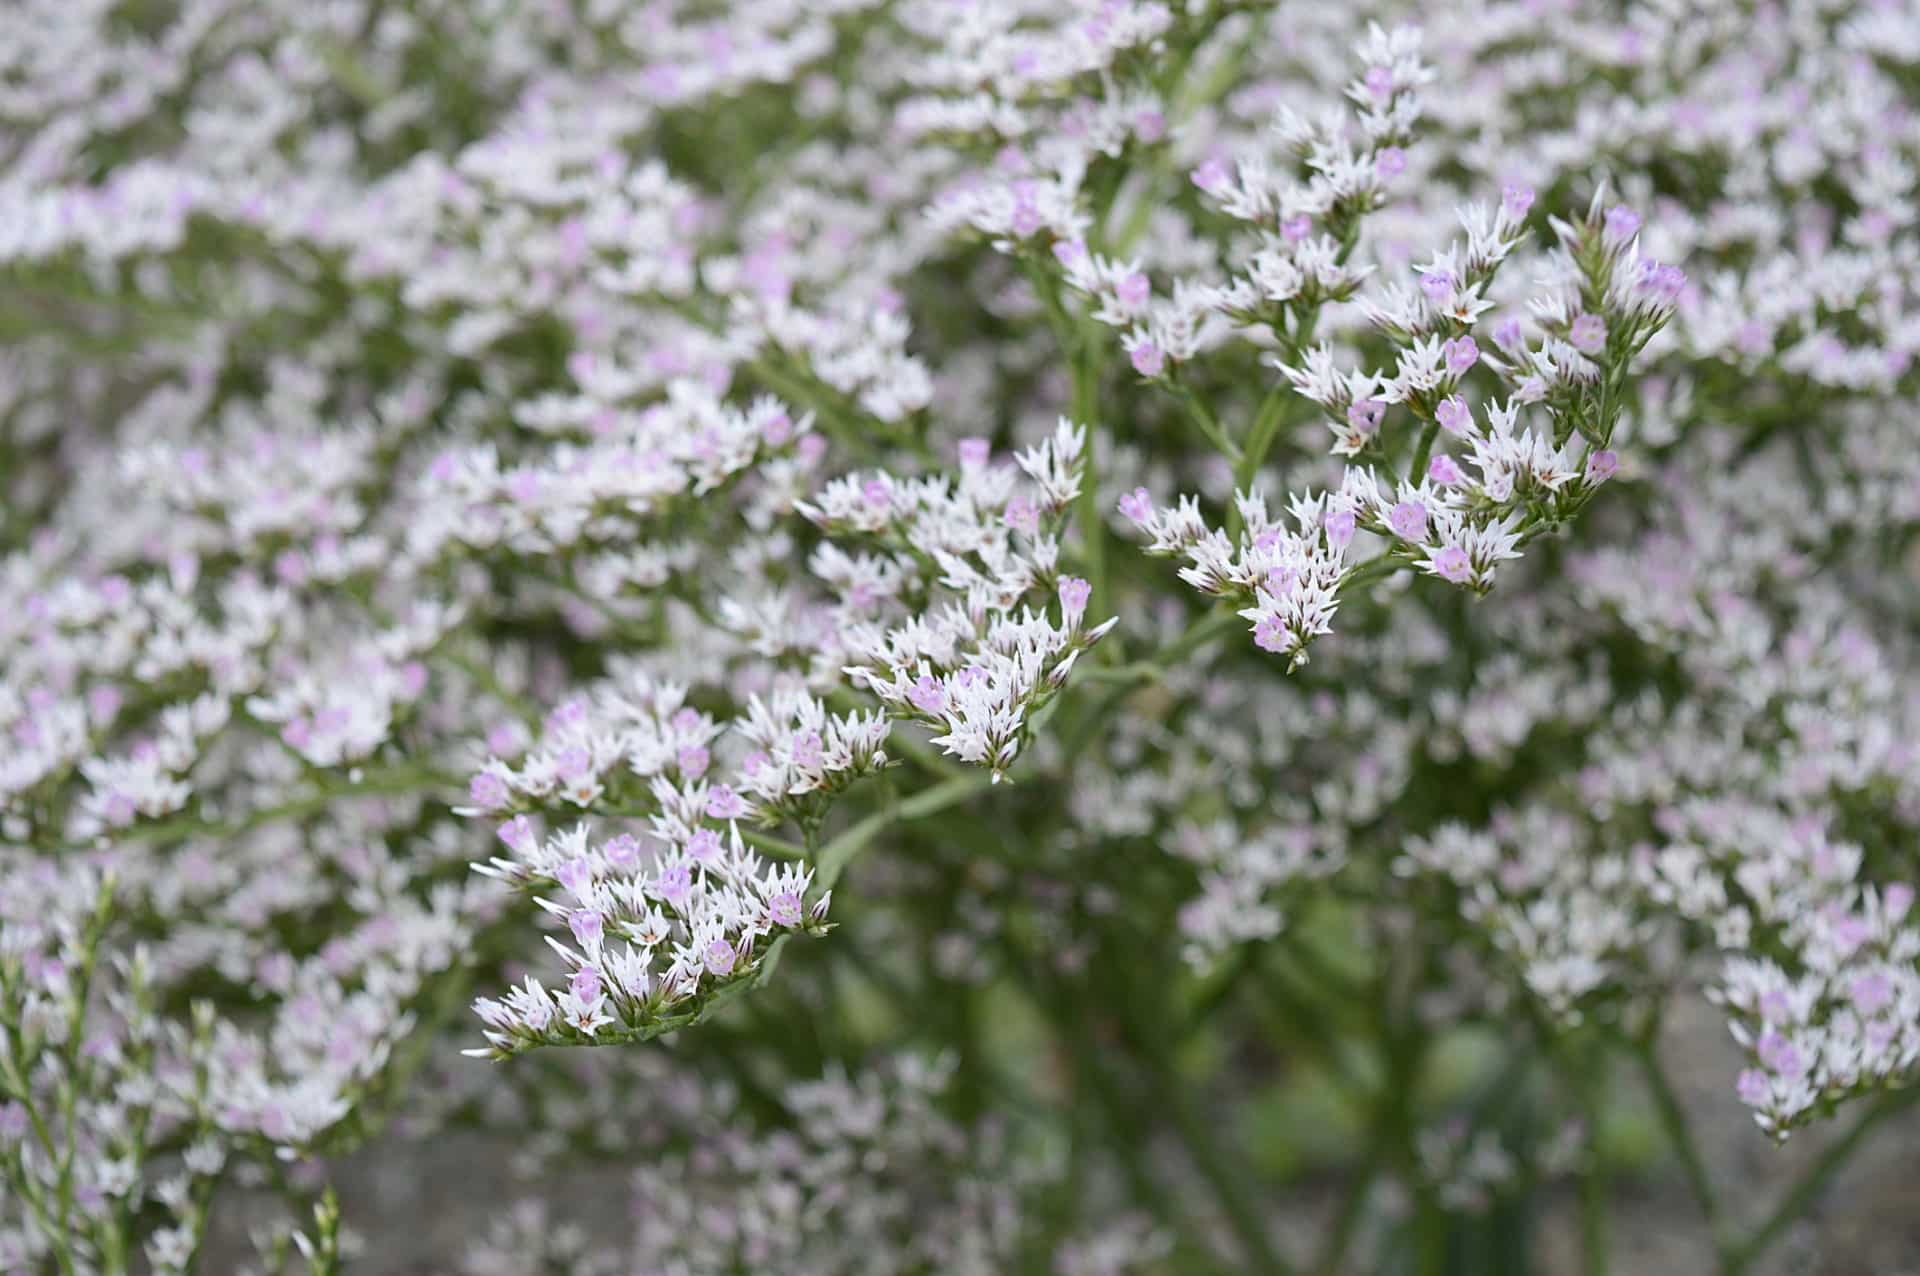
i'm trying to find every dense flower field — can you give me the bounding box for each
[3,1,1918,1272]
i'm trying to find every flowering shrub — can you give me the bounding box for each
[2,1,1918,1272]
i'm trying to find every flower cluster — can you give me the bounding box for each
[1125,183,1672,669]
[469,821,828,1059]
[0,870,226,1273]
[806,419,1118,777]
[457,1055,1064,1276]
[6,0,1920,1270]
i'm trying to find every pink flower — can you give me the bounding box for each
[1118,486,1153,523]
[1374,147,1406,179]
[1128,337,1164,377]
[469,773,510,810]
[1436,395,1472,435]
[768,891,803,927]
[568,910,604,948]
[274,549,308,586]
[654,862,692,909]
[1253,615,1292,654]
[605,835,641,870]
[506,471,542,505]
[1419,271,1454,302]
[1428,455,1465,486]
[705,786,747,820]
[1569,313,1608,354]
[686,828,723,865]
[795,729,825,769]
[909,675,945,714]
[1443,336,1478,375]
[498,815,536,853]
[1388,500,1428,540]
[1191,157,1230,193]
[1586,450,1619,482]
[1281,214,1312,242]
[1058,576,1093,612]
[1116,272,1150,306]
[1638,261,1686,304]
[397,661,428,697]
[556,746,591,781]
[1757,1031,1805,1078]
[958,436,990,467]
[569,966,602,1006]
[760,410,792,445]
[1502,184,1535,219]
[704,938,738,977]
[1346,399,1385,435]
[1324,509,1357,549]
[555,856,593,896]
[86,685,122,723]
[1604,205,1641,242]
[1849,971,1894,1015]
[1432,546,1473,583]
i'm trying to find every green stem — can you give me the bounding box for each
[739,829,807,860]
[1413,1189,1449,1276]
[1337,553,1409,598]
[1167,379,1242,463]
[1579,1149,1609,1276]
[444,648,542,728]
[1099,936,1294,1273]
[1058,608,1240,758]
[1165,1077,1295,1274]
[1633,1040,1728,1260]
[1071,1026,1235,1273]
[1247,962,1376,1108]
[0,988,78,1273]
[1562,1035,1611,1276]
[1074,607,1241,687]
[1727,1086,1920,1272]
[812,772,989,888]
[747,353,921,463]
[98,760,457,849]
[1019,254,1113,638]
[1228,383,1294,531]
[1150,607,1243,669]
[1314,1139,1385,1276]
[1407,420,1440,486]
[1070,323,1111,633]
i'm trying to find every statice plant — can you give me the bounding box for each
[3,2,1919,1272]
